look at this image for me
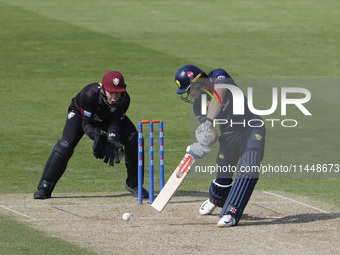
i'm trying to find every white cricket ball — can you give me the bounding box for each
[122,213,131,221]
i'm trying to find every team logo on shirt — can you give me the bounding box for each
[253,134,263,141]
[113,78,120,86]
[81,108,92,117]
[93,114,102,122]
[67,111,75,119]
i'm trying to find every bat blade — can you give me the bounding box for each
[151,153,195,212]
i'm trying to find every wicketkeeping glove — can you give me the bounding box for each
[92,128,107,159]
[103,133,125,166]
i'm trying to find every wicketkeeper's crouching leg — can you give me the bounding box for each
[34,140,74,199]
[123,130,148,198]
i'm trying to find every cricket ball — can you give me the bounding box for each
[122,213,131,221]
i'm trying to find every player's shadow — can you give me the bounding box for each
[177,190,210,197]
[52,190,209,200]
[240,213,340,226]
[47,190,209,200]
[51,193,131,199]
[165,190,210,204]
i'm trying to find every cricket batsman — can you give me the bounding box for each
[175,65,265,227]
[33,71,148,199]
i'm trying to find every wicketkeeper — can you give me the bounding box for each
[175,65,265,227]
[34,71,148,199]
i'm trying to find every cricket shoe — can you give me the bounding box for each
[125,184,149,198]
[199,199,217,215]
[33,189,51,199]
[217,214,236,227]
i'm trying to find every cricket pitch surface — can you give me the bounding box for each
[1,190,339,255]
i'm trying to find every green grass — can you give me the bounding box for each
[0,0,339,254]
[0,216,98,255]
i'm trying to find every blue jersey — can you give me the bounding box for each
[192,69,260,133]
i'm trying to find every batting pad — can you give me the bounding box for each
[219,172,258,225]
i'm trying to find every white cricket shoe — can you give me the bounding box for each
[217,214,236,227]
[199,199,217,215]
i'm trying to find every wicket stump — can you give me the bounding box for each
[138,120,164,203]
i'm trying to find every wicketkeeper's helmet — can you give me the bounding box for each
[175,64,207,94]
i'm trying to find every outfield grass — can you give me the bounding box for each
[0,0,339,254]
[0,216,98,255]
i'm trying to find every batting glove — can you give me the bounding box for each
[196,120,214,146]
[186,143,211,159]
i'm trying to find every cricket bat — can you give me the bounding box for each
[151,153,196,212]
